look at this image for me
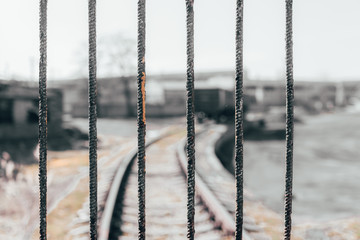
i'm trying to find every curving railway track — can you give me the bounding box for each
[97,126,265,240]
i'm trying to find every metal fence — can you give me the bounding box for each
[37,0,294,239]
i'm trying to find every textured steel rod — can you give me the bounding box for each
[185,0,195,239]
[235,0,244,239]
[88,0,98,239]
[137,0,146,239]
[38,0,48,239]
[284,0,294,239]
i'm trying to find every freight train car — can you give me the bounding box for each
[194,87,257,124]
[194,88,230,121]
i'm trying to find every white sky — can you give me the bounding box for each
[0,0,359,81]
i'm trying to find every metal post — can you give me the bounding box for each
[185,0,196,239]
[38,0,48,239]
[137,0,147,239]
[235,0,244,239]
[284,0,294,239]
[88,0,98,239]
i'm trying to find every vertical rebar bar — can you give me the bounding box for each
[185,0,195,239]
[88,0,97,239]
[235,0,244,239]
[38,1,48,239]
[284,0,294,239]
[137,0,146,239]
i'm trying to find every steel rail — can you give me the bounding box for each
[99,128,249,239]
[98,132,173,240]
[177,134,251,240]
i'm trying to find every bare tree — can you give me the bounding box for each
[98,33,136,77]
[74,33,136,78]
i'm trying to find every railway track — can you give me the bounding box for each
[98,126,266,240]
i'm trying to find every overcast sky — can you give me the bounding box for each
[0,0,359,81]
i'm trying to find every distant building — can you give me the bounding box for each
[0,80,63,140]
[50,76,186,118]
[49,72,360,119]
[244,80,360,113]
[50,77,137,118]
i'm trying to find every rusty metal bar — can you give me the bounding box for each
[88,0,98,239]
[284,0,294,239]
[38,0,48,239]
[234,0,244,239]
[185,0,196,239]
[137,0,147,239]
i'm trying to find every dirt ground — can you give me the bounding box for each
[1,114,359,239]
[0,118,184,239]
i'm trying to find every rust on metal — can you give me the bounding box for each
[141,71,146,123]
[137,0,146,239]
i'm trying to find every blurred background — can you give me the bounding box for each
[1,0,360,239]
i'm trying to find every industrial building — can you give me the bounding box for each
[48,72,360,119]
[0,80,63,140]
